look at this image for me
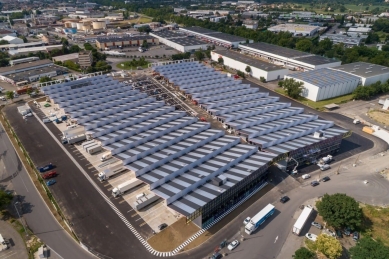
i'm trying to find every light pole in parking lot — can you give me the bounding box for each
[14,201,28,236]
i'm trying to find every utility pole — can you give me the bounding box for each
[353,154,360,167]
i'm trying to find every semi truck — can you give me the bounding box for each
[292,205,313,235]
[97,157,117,169]
[86,144,102,154]
[98,162,126,181]
[112,178,143,197]
[62,134,86,145]
[134,193,159,211]
[101,152,112,162]
[245,204,275,235]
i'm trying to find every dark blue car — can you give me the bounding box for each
[37,163,54,173]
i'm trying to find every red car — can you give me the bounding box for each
[42,171,57,179]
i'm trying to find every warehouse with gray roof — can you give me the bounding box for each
[150,31,208,53]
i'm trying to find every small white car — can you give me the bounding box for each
[302,174,311,179]
[42,117,51,123]
[305,233,318,242]
[227,240,239,251]
[243,217,251,225]
[0,96,6,101]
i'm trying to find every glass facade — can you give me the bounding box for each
[186,165,270,228]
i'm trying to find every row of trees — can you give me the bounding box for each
[353,80,389,100]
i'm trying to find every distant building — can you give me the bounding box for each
[0,28,16,37]
[1,35,23,44]
[41,35,59,45]
[243,20,258,30]
[150,31,208,53]
[347,26,371,35]
[320,34,362,47]
[78,50,93,68]
[268,24,320,36]
[52,53,79,64]
[95,35,158,49]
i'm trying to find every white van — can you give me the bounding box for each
[136,193,145,200]
[302,174,311,179]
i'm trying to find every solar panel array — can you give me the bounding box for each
[153,62,348,151]
[42,73,277,217]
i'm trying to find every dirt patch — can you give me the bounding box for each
[147,217,200,252]
[368,110,389,126]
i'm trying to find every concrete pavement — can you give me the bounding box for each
[0,220,28,259]
[0,123,95,259]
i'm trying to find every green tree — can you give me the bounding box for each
[316,234,342,259]
[5,91,14,102]
[349,237,389,259]
[142,39,149,49]
[0,190,13,209]
[217,57,224,64]
[318,38,333,52]
[292,247,316,259]
[316,193,362,229]
[194,50,205,61]
[61,38,69,46]
[281,78,304,99]
[19,36,27,43]
[0,40,9,45]
[39,76,52,83]
[245,65,251,73]
[296,39,313,52]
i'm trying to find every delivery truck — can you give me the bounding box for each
[98,162,126,181]
[134,193,160,210]
[292,205,313,235]
[112,178,143,197]
[86,144,102,154]
[245,204,275,235]
[101,152,112,162]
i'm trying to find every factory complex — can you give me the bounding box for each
[40,60,348,228]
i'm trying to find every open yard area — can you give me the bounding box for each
[368,110,389,126]
[274,88,354,111]
[361,204,389,246]
[128,17,152,24]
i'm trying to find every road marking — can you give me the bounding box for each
[127,209,133,213]
[274,236,278,243]
[131,213,138,217]
[139,222,147,227]
[0,251,17,259]
[88,166,94,169]
[104,183,110,187]
[119,199,126,204]
[93,173,98,176]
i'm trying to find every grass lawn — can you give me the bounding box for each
[368,110,389,126]
[297,3,388,13]
[128,17,152,24]
[116,61,150,70]
[274,87,354,110]
[361,204,389,246]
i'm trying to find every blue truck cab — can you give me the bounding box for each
[37,163,54,173]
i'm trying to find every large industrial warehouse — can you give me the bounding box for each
[179,26,253,48]
[211,50,289,81]
[330,62,389,86]
[150,31,208,53]
[41,61,349,229]
[95,35,159,49]
[239,42,341,71]
[285,68,361,101]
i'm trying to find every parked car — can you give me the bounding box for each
[42,117,51,123]
[353,232,359,241]
[0,96,6,101]
[336,230,343,238]
[211,253,222,259]
[322,176,331,182]
[243,217,251,225]
[343,227,352,236]
[302,174,311,179]
[311,181,319,187]
[37,163,54,173]
[320,164,330,171]
[280,196,290,203]
[305,233,318,242]
[46,179,56,186]
[42,171,57,179]
[227,240,239,251]
[0,87,4,93]
[326,229,336,238]
[311,221,322,229]
[158,223,168,231]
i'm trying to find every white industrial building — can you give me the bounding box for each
[285,68,360,101]
[239,42,341,71]
[1,35,23,44]
[267,24,320,36]
[330,62,389,86]
[211,50,289,81]
[319,34,362,47]
[150,31,208,53]
[179,26,253,48]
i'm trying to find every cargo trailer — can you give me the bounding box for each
[134,193,160,210]
[112,178,143,197]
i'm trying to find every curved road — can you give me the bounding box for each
[0,124,96,259]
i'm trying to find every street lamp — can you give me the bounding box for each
[14,202,28,236]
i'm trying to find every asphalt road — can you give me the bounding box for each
[0,124,95,259]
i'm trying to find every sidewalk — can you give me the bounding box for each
[0,220,28,259]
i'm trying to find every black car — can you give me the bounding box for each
[211,253,222,259]
[336,230,343,238]
[311,181,319,187]
[280,196,290,203]
[343,227,351,236]
[158,223,168,231]
[322,176,331,182]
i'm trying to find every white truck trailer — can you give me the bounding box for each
[112,178,143,197]
[86,144,102,155]
[292,205,313,235]
[98,162,126,181]
[134,193,159,210]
